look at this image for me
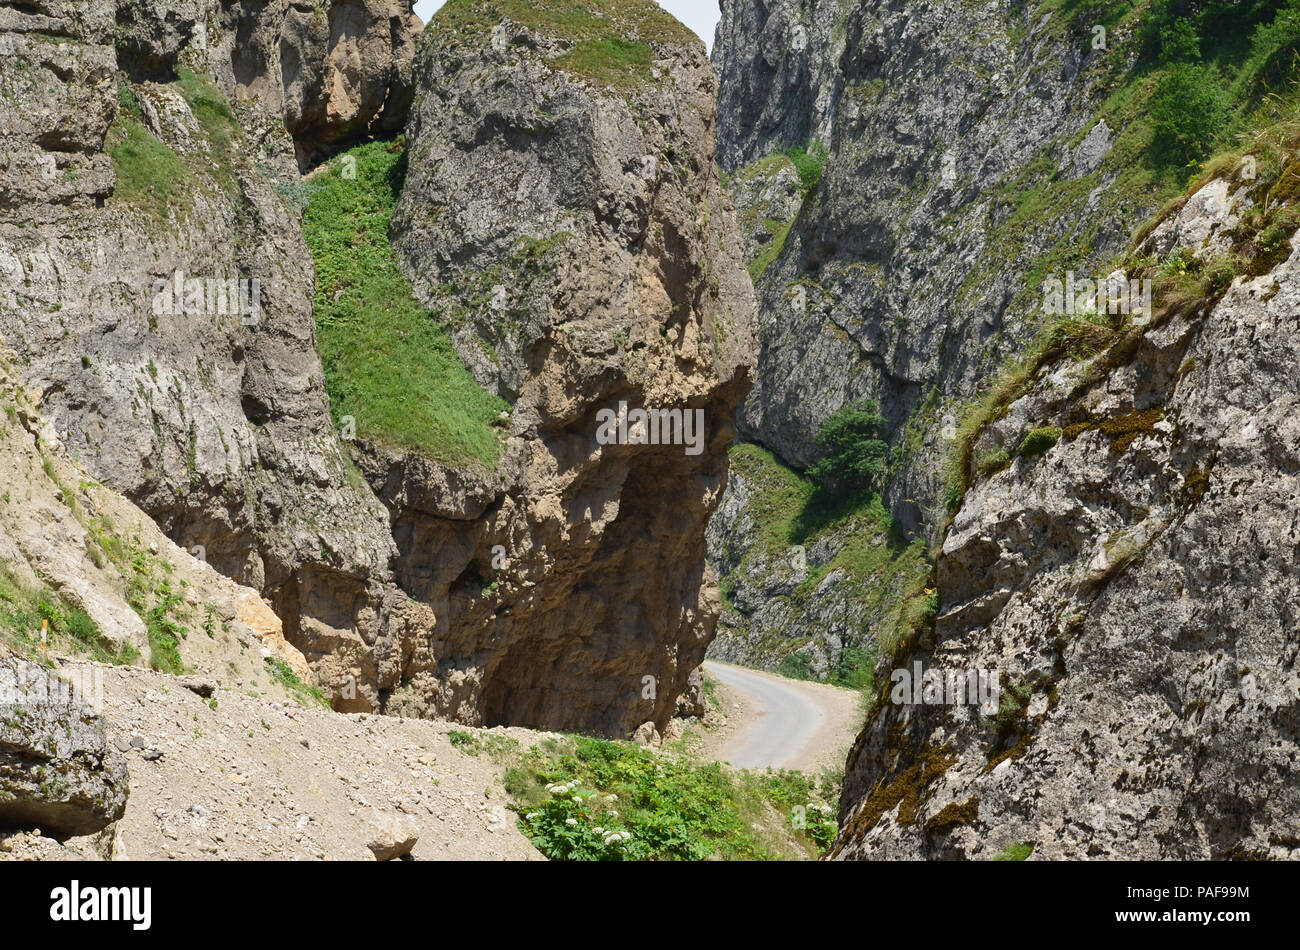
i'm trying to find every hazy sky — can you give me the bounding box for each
[411,1,721,52]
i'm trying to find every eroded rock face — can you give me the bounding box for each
[2,0,752,739]
[712,0,1161,537]
[0,652,128,838]
[367,2,757,735]
[2,2,420,728]
[834,179,1300,860]
[0,3,402,662]
[0,0,118,220]
[712,0,841,171]
[112,0,419,168]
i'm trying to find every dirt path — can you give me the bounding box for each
[698,661,862,774]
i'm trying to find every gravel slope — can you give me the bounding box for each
[3,660,547,861]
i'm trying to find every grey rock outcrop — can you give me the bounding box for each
[713,0,843,170]
[113,0,420,168]
[834,176,1300,860]
[705,447,926,679]
[369,1,757,735]
[714,0,1156,537]
[2,0,753,739]
[0,651,128,838]
[0,2,404,693]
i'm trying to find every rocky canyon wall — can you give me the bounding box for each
[0,0,752,738]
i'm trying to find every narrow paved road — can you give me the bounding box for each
[703,660,833,769]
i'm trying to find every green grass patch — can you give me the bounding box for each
[105,109,196,221]
[0,564,139,666]
[502,735,837,860]
[302,140,508,469]
[433,0,698,89]
[264,656,330,709]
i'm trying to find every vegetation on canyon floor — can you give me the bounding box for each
[494,733,840,860]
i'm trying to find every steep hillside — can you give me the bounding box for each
[709,0,1300,857]
[709,0,1300,678]
[715,0,1300,534]
[836,139,1300,859]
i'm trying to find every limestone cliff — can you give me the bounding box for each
[360,0,757,735]
[709,0,1300,858]
[714,0,1167,536]
[834,169,1300,860]
[0,0,753,740]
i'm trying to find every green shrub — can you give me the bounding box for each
[782,141,829,192]
[806,398,889,497]
[448,729,479,752]
[506,736,835,860]
[1159,15,1202,62]
[779,652,815,681]
[829,646,876,690]
[1149,62,1229,167]
[1019,426,1062,458]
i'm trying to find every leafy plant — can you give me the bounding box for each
[992,841,1035,861]
[504,735,835,860]
[782,140,830,192]
[806,398,890,497]
[265,656,329,709]
[1149,62,1230,167]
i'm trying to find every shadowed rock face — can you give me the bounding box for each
[833,179,1300,860]
[712,0,1158,539]
[0,0,399,653]
[112,0,419,168]
[0,652,128,838]
[712,0,843,172]
[363,2,757,736]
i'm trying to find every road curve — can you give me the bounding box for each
[703,660,829,769]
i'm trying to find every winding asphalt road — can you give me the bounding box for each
[703,660,828,769]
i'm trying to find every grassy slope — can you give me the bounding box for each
[719,443,932,687]
[960,0,1300,315]
[433,0,699,89]
[302,140,508,470]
